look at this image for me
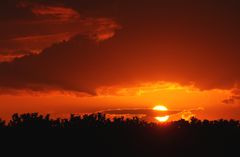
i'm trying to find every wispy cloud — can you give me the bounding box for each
[99,107,204,121]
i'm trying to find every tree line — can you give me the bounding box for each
[0,113,239,156]
[0,112,239,129]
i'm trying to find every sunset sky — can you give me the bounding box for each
[1,0,240,120]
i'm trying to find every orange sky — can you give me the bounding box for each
[0,82,238,120]
[1,1,240,121]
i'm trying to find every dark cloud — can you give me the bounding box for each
[101,108,180,117]
[222,88,240,104]
[1,0,240,94]
[0,50,31,56]
[0,35,119,95]
[0,0,120,60]
[0,50,33,62]
[0,0,34,21]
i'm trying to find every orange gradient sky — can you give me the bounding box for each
[0,82,238,120]
[1,0,240,120]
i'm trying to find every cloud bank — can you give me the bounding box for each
[1,0,240,95]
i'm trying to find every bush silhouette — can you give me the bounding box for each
[9,113,51,128]
[0,113,239,157]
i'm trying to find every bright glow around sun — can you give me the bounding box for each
[155,115,170,122]
[153,105,168,111]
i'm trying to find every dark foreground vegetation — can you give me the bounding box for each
[0,113,239,157]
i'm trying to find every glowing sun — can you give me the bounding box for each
[155,115,170,122]
[153,105,169,122]
[153,105,168,111]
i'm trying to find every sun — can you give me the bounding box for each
[153,105,169,122]
[155,115,170,122]
[153,105,168,111]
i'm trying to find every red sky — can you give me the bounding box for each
[0,0,240,120]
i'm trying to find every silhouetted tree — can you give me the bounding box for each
[9,113,52,128]
[0,118,5,128]
[1,112,239,130]
[0,112,239,157]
